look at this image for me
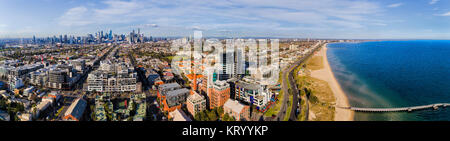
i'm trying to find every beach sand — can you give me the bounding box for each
[310,44,354,121]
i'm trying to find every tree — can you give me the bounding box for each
[230,116,236,121]
[216,107,224,117]
[222,113,231,121]
[16,103,24,112]
[90,105,95,121]
[207,110,218,121]
[0,99,6,110]
[194,112,201,121]
[195,111,208,121]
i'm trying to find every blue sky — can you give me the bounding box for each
[0,0,449,39]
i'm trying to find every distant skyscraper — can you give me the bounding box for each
[109,30,113,40]
[64,35,68,43]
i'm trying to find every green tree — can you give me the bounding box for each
[90,105,95,121]
[0,99,6,110]
[230,116,236,121]
[207,110,218,121]
[222,113,230,121]
[16,103,24,112]
[216,107,224,117]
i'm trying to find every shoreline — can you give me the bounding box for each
[310,44,354,121]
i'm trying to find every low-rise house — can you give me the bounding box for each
[157,83,189,112]
[18,113,32,121]
[186,91,206,117]
[23,86,35,97]
[0,110,10,121]
[35,99,52,119]
[168,109,191,121]
[223,99,250,121]
[63,98,87,121]
[133,103,146,121]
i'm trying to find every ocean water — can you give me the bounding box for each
[327,40,450,121]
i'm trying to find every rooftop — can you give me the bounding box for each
[187,91,205,102]
[64,98,87,120]
[159,83,181,91]
[224,99,245,114]
[169,109,191,121]
[236,81,261,90]
[166,88,190,97]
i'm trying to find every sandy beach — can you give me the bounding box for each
[310,44,354,121]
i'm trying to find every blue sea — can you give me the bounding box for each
[327,40,450,121]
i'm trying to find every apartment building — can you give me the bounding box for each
[186,91,206,117]
[223,99,249,121]
[235,80,271,109]
[208,80,230,109]
[87,60,137,93]
[29,64,80,89]
[157,83,190,112]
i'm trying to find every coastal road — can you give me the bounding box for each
[277,64,291,121]
[276,42,322,121]
[289,42,323,121]
[279,42,323,121]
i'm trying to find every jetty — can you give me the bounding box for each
[340,103,450,112]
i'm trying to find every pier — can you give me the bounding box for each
[341,103,450,113]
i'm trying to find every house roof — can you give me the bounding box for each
[224,99,245,114]
[64,98,87,120]
[169,109,191,121]
[166,88,190,97]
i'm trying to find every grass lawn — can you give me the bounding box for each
[264,90,283,117]
[55,106,64,117]
[283,65,299,121]
[306,56,324,71]
[297,99,308,121]
[165,56,175,61]
[300,76,335,121]
[283,93,293,121]
[290,53,335,121]
[263,72,284,117]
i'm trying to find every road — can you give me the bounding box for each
[288,42,323,121]
[276,42,322,121]
[55,96,77,120]
[128,49,149,91]
[277,61,294,121]
[56,46,116,120]
[0,55,14,60]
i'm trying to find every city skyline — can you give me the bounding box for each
[0,0,450,39]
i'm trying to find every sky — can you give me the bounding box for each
[0,0,449,39]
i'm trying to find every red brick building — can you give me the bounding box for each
[208,80,230,109]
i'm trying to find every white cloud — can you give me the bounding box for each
[94,0,141,15]
[387,3,403,8]
[429,0,439,5]
[56,0,384,36]
[438,12,450,16]
[131,23,159,28]
[372,23,387,26]
[58,6,92,26]
[147,24,158,27]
